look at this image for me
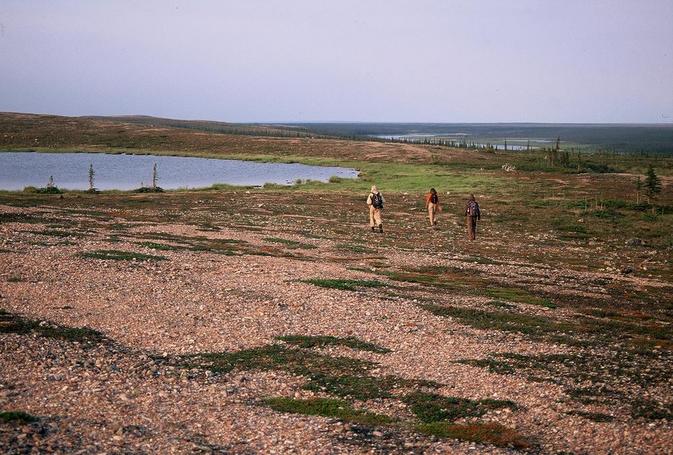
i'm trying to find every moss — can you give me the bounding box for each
[0,411,38,424]
[181,344,373,377]
[484,287,557,309]
[302,278,386,291]
[0,310,104,344]
[277,335,390,353]
[566,410,615,422]
[136,241,182,251]
[79,249,167,261]
[263,237,317,249]
[264,397,394,426]
[403,392,518,423]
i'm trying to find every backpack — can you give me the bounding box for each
[371,193,384,209]
[467,200,479,217]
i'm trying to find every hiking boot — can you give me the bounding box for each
[378,224,383,233]
[371,226,376,232]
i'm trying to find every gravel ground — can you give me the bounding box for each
[1,202,672,454]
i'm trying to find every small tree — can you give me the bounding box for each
[644,165,662,209]
[152,163,158,189]
[634,176,642,204]
[88,163,95,191]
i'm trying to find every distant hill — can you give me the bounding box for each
[83,115,312,137]
[2,112,672,155]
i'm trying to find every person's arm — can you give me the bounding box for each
[367,194,372,205]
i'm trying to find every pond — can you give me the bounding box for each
[0,152,358,191]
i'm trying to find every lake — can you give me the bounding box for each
[0,152,358,191]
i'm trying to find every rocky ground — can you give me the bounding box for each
[1,191,672,454]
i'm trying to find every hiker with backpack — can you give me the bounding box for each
[424,188,440,227]
[465,194,481,240]
[367,185,385,233]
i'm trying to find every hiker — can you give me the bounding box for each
[424,188,439,227]
[367,185,385,233]
[465,194,481,240]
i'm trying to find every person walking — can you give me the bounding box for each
[465,194,481,240]
[424,188,439,227]
[367,185,385,233]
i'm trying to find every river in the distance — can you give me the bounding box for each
[0,152,358,191]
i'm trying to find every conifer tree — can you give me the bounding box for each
[644,165,661,202]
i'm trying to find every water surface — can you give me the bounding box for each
[0,152,358,191]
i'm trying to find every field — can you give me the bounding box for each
[1,113,672,453]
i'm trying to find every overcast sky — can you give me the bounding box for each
[1,0,672,123]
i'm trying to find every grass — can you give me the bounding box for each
[302,278,386,291]
[264,397,394,426]
[0,309,104,344]
[277,335,390,353]
[0,411,39,424]
[416,422,530,449]
[79,249,167,261]
[403,392,518,423]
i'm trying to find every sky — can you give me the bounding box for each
[1,0,672,123]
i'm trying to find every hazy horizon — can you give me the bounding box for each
[1,1,672,124]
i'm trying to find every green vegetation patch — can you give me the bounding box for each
[181,344,373,377]
[303,373,432,401]
[484,287,557,309]
[136,241,182,251]
[79,249,167,261]
[0,411,39,425]
[416,422,529,449]
[335,243,376,254]
[0,213,52,224]
[454,358,516,375]
[552,219,589,241]
[277,335,390,353]
[27,228,88,238]
[180,343,438,401]
[264,397,393,426]
[421,304,572,339]
[403,392,518,423]
[302,278,386,291]
[264,237,317,249]
[0,309,104,344]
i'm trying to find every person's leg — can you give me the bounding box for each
[375,209,383,232]
[467,215,474,240]
[369,206,376,231]
[470,217,477,240]
[428,203,434,226]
